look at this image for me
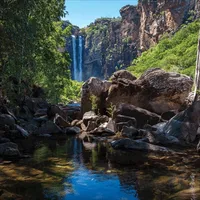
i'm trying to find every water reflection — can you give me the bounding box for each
[43,137,138,200]
[0,137,200,200]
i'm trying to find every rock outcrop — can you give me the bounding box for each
[107,68,193,114]
[73,0,200,79]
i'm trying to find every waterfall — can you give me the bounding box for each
[72,35,77,80]
[78,36,83,82]
[71,35,83,82]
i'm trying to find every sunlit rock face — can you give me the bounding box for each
[81,0,200,80]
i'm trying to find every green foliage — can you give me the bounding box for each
[128,20,200,78]
[107,102,116,118]
[122,36,132,44]
[89,95,98,112]
[0,0,76,104]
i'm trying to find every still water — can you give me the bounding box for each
[0,137,200,200]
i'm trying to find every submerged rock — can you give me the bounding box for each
[111,138,173,153]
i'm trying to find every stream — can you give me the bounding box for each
[0,137,200,200]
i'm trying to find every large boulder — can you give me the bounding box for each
[81,77,111,115]
[110,70,137,82]
[114,103,162,128]
[161,100,200,144]
[107,68,193,114]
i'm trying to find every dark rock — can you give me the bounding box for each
[47,105,67,120]
[55,115,70,127]
[89,127,115,137]
[111,138,174,153]
[25,97,49,114]
[34,108,47,117]
[65,126,80,134]
[115,114,137,126]
[0,114,15,128]
[0,142,20,157]
[161,110,177,121]
[163,101,200,143]
[116,121,136,132]
[114,103,162,128]
[37,121,63,135]
[0,137,10,144]
[14,124,30,138]
[121,126,139,139]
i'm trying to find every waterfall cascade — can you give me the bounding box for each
[72,35,77,80]
[79,36,83,82]
[71,35,83,82]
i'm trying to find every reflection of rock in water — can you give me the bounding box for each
[190,173,196,200]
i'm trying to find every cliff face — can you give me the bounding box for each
[76,0,200,80]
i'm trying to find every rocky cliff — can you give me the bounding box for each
[68,0,200,80]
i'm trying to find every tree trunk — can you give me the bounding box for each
[194,31,200,100]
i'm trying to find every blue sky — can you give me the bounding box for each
[63,0,138,28]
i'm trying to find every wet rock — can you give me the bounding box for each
[110,70,137,82]
[107,68,193,114]
[37,121,63,135]
[0,114,15,128]
[0,142,20,157]
[121,126,139,139]
[114,103,162,128]
[111,138,174,153]
[83,111,99,126]
[65,126,80,135]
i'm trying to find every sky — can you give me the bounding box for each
[63,0,138,28]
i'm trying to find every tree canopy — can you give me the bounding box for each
[0,0,80,104]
